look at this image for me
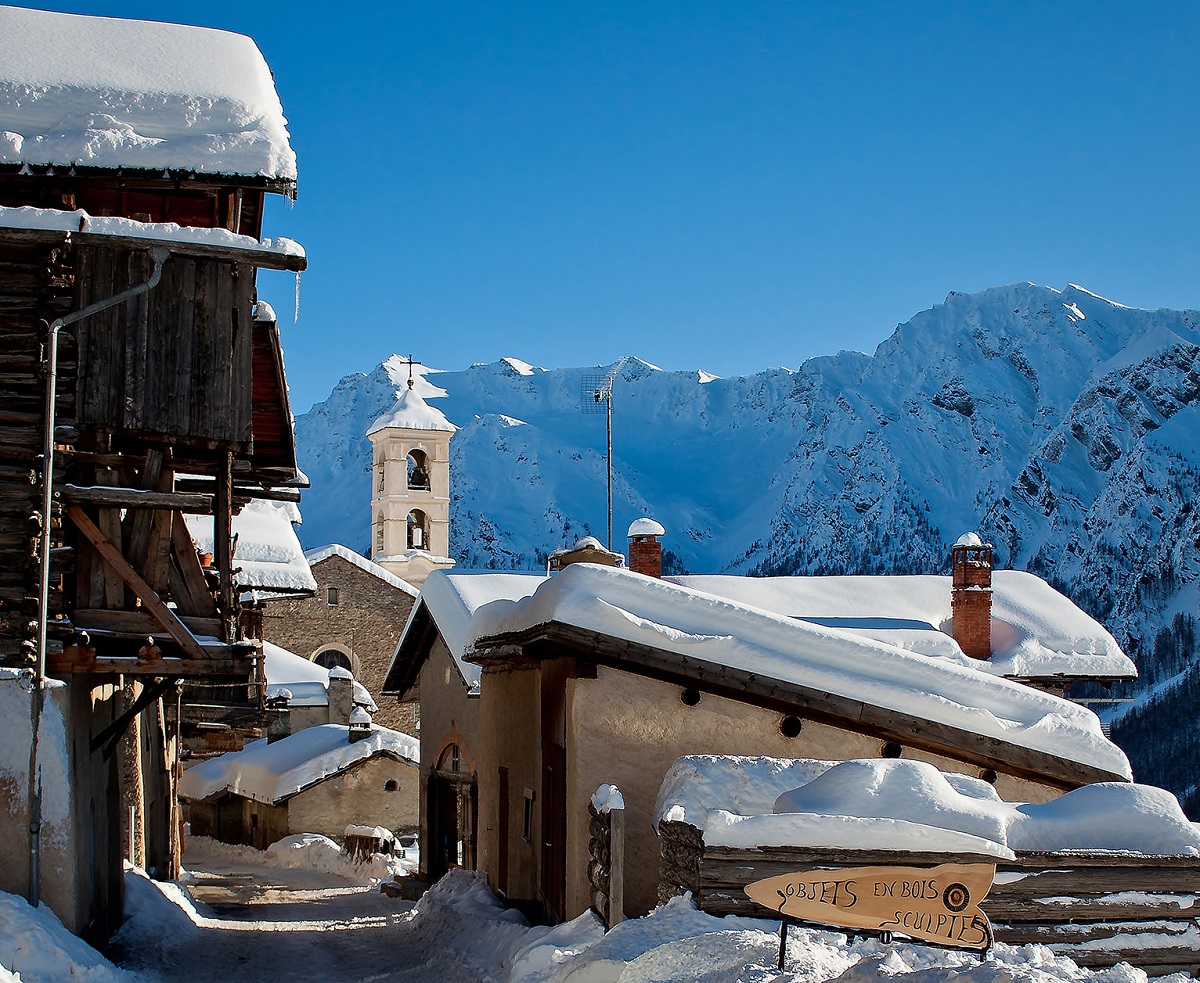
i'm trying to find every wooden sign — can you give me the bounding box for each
[745,863,995,950]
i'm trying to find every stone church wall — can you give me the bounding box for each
[263,554,418,735]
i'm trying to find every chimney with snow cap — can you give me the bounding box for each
[327,666,355,725]
[951,532,993,660]
[348,706,372,743]
[627,517,665,578]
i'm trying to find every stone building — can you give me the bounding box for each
[181,722,420,848]
[262,545,419,734]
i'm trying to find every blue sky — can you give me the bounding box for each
[20,1,1200,412]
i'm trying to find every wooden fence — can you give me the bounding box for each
[658,824,1200,976]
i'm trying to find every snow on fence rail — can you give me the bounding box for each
[656,830,1200,976]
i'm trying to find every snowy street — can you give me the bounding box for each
[110,838,480,983]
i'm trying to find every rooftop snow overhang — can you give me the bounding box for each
[0,206,306,271]
[383,600,449,698]
[467,620,1130,791]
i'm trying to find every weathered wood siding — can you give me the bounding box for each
[0,238,74,659]
[75,246,254,447]
[664,836,1200,977]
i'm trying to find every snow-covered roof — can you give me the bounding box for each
[0,6,296,182]
[262,641,375,711]
[393,570,544,693]
[656,756,1200,858]
[467,564,1131,781]
[672,571,1135,680]
[367,386,456,436]
[186,500,317,597]
[304,544,418,598]
[179,723,418,805]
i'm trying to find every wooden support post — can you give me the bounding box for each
[65,504,211,661]
[609,804,625,928]
[215,451,234,643]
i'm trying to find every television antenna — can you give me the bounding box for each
[580,358,629,551]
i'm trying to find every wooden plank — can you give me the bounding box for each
[73,608,223,638]
[990,867,1200,896]
[169,512,219,618]
[994,918,1197,943]
[46,647,253,678]
[65,503,211,660]
[63,485,214,513]
[125,448,164,575]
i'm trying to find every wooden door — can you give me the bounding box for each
[541,742,566,922]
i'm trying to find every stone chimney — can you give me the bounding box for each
[548,536,624,573]
[951,532,993,660]
[327,667,355,725]
[627,517,665,578]
[266,691,292,744]
[348,706,372,743]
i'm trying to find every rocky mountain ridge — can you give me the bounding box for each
[293,282,1200,807]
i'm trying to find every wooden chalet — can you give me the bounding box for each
[0,6,305,940]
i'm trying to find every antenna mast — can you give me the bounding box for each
[580,358,628,551]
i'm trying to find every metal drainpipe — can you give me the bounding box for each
[29,244,170,907]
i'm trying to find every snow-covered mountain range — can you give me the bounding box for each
[294,282,1200,805]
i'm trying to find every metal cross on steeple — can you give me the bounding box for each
[400,354,423,390]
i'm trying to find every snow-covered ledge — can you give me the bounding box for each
[0,205,306,272]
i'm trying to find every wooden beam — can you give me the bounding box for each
[0,226,306,272]
[72,608,223,640]
[64,484,214,513]
[47,646,253,678]
[169,512,219,618]
[65,504,211,661]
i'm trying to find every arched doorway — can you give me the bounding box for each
[427,742,477,880]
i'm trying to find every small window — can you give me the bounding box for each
[327,587,339,607]
[779,715,803,739]
[881,741,903,759]
[384,779,399,793]
[680,687,701,707]
[522,788,536,842]
[979,768,998,785]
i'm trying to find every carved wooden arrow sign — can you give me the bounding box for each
[745,863,995,951]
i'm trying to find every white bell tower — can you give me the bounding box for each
[366,358,456,589]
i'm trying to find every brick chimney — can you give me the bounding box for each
[627,517,665,578]
[951,532,993,660]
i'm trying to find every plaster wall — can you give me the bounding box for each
[477,665,542,904]
[565,667,1058,919]
[286,755,420,839]
[417,636,480,878]
[0,679,78,931]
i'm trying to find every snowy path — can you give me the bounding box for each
[113,846,480,983]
